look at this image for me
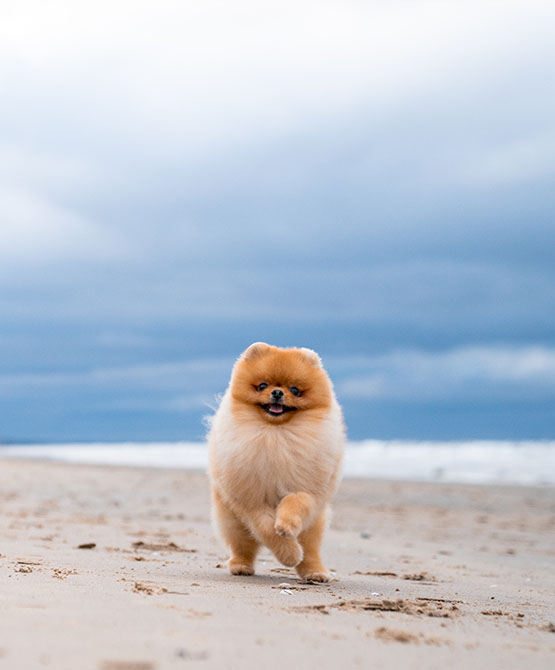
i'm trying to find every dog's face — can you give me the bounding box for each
[230,342,332,424]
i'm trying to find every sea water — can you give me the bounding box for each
[1,440,554,486]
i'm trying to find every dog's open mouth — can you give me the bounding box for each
[259,403,297,416]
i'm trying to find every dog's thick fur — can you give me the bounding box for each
[208,342,345,581]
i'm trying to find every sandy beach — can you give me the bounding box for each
[1,460,554,669]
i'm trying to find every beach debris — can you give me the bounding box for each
[374,626,449,646]
[76,542,96,549]
[16,560,41,566]
[371,592,381,596]
[360,532,372,539]
[15,565,33,573]
[401,572,435,582]
[272,584,309,591]
[353,570,397,577]
[280,589,293,595]
[127,579,187,596]
[52,568,77,579]
[133,581,166,596]
[100,661,155,670]
[278,582,292,588]
[292,597,463,617]
[131,540,196,553]
[543,622,555,633]
[375,626,419,644]
[480,609,517,618]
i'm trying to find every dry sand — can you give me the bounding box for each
[0,460,554,669]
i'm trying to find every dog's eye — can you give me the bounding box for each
[289,386,300,396]
[257,382,268,391]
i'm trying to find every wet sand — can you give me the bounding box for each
[0,460,554,669]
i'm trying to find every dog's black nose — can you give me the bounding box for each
[271,388,284,400]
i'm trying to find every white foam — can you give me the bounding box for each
[1,440,554,486]
[343,440,555,486]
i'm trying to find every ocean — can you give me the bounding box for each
[1,440,554,486]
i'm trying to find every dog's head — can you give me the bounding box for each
[230,342,332,424]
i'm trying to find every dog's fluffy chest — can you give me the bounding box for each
[223,429,314,505]
[210,403,342,509]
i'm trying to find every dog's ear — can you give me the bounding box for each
[241,342,271,360]
[299,347,322,368]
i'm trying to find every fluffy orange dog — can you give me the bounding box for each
[208,342,345,582]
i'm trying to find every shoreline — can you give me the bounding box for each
[1,460,554,669]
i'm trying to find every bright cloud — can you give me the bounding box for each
[336,346,555,401]
[1,1,554,162]
[0,187,129,266]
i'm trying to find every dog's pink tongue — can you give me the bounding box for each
[269,404,284,414]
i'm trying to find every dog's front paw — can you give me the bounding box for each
[274,514,302,539]
[229,558,255,576]
[272,538,303,567]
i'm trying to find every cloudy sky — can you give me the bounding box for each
[1,0,554,442]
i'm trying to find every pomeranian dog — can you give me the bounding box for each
[208,342,345,582]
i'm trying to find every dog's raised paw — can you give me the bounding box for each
[274,516,302,539]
